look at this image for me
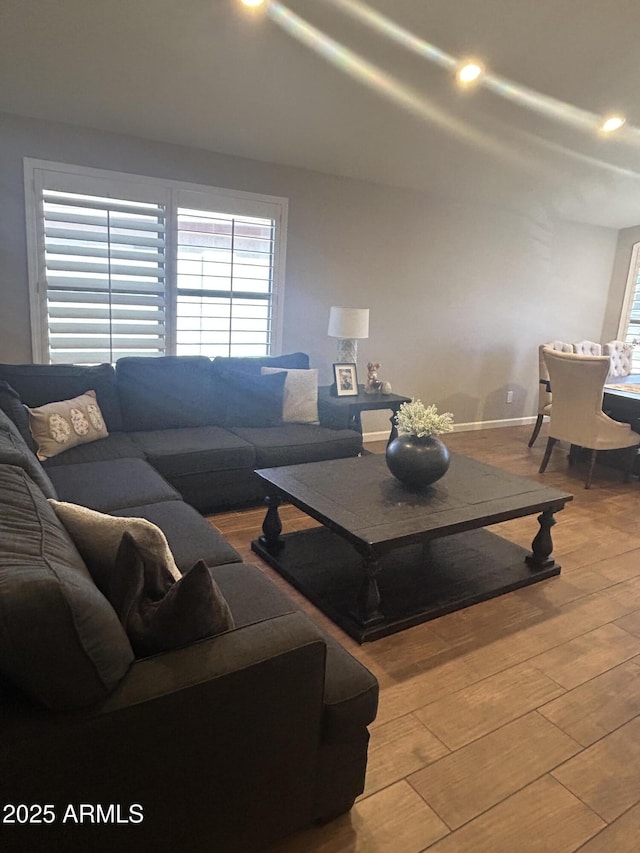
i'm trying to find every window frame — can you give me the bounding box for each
[617,240,640,373]
[24,158,288,363]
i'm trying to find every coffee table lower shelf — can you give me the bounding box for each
[251,526,560,643]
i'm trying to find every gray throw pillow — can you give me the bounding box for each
[0,379,37,452]
[109,532,235,658]
[215,367,287,427]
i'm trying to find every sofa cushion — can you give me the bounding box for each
[47,458,181,512]
[0,464,133,710]
[213,352,310,375]
[112,500,242,570]
[0,362,123,432]
[116,356,222,430]
[230,424,362,467]
[211,562,378,738]
[158,468,270,514]
[27,390,109,460]
[41,431,145,468]
[0,379,37,452]
[262,367,319,424]
[49,500,182,595]
[109,531,234,657]
[129,427,256,479]
[0,409,57,499]
[210,562,297,626]
[216,368,287,428]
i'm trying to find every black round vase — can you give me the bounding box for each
[385,434,450,488]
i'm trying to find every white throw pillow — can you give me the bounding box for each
[28,390,108,461]
[261,367,319,424]
[48,500,182,592]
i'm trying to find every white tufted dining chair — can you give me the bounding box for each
[603,340,633,378]
[538,349,640,488]
[573,340,602,356]
[528,340,573,448]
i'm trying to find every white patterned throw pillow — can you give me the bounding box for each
[261,367,319,424]
[27,390,109,460]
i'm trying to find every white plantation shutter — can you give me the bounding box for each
[25,161,288,364]
[42,190,167,363]
[176,207,275,357]
[619,242,640,374]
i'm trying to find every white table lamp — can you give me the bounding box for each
[328,306,369,364]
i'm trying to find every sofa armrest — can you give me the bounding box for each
[101,611,325,711]
[2,613,328,853]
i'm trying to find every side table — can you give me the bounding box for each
[318,385,411,446]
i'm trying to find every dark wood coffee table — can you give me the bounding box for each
[251,453,573,642]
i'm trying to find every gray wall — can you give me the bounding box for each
[0,111,618,428]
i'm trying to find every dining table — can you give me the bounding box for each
[603,374,640,431]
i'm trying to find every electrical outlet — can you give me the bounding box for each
[506,390,513,403]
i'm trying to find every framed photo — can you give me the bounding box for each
[333,363,359,397]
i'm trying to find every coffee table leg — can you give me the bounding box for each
[258,495,285,555]
[354,556,385,626]
[525,510,556,570]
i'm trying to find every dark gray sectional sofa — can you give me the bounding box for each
[0,352,362,512]
[0,355,377,853]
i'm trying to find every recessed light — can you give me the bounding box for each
[456,61,484,86]
[600,115,626,133]
[240,0,265,7]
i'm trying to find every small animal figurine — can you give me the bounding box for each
[365,362,392,395]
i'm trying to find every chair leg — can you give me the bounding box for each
[528,415,544,448]
[539,437,557,473]
[585,449,598,489]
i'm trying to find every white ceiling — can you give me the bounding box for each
[2,0,640,228]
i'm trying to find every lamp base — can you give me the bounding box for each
[337,339,358,364]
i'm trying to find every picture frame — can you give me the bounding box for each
[333,362,359,397]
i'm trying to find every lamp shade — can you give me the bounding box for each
[327,307,369,340]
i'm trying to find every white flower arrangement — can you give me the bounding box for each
[395,399,454,438]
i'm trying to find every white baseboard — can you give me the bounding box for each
[450,416,538,432]
[363,416,537,444]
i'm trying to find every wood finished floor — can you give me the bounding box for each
[209,426,640,853]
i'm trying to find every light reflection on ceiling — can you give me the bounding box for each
[263,0,640,182]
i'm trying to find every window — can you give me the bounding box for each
[176,207,275,358]
[618,242,640,373]
[39,189,167,364]
[25,160,287,364]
